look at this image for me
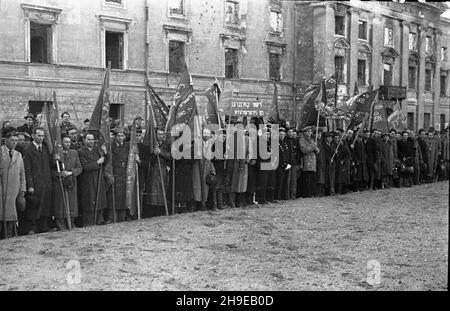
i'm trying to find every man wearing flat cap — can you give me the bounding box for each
[0,128,26,239]
[17,113,36,136]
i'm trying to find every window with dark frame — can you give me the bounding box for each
[105,31,123,69]
[383,63,393,86]
[109,103,123,123]
[440,114,446,131]
[28,101,48,117]
[335,55,344,84]
[442,47,448,61]
[225,0,239,25]
[269,53,280,81]
[358,21,367,40]
[425,68,432,91]
[169,40,185,73]
[335,15,345,36]
[424,113,431,130]
[407,112,414,130]
[408,66,416,90]
[357,59,366,86]
[225,48,239,79]
[441,73,447,96]
[30,22,52,64]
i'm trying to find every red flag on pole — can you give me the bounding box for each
[204,78,224,127]
[88,66,111,145]
[165,63,199,138]
[144,83,169,151]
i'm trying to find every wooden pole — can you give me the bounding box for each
[135,162,141,220]
[172,158,175,215]
[93,162,103,226]
[56,161,72,230]
[157,155,169,216]
[1,150,8,239]
[330,131,346,164]
[315,109,321,145]
[61,161,73,230]
[109,142,116,223]
[70,101,79,123]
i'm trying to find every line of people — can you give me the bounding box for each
[1,113,449,239]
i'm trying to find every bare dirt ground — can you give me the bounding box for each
[0,181,448,291]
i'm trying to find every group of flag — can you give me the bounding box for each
[297,71,407,134]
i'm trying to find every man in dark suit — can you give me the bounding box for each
[22,127,53,234]
[78,133,108,226]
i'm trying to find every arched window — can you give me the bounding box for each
[408,52,420,91]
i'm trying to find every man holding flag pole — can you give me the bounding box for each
[49,92,80,230]
[78,63,113,226]
[143,82,170,217]
[166,63,202,214]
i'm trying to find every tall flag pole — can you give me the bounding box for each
[166,63,200,214]
[315,79,326,144]
[88,62,115,225]
[51,92,71,230]
[144,83,169,216]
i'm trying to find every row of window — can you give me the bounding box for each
[406,112,447,132]
[30,21,282,80]
[334,14,448,61]
[408,66,448,95]
[334,53,448,96]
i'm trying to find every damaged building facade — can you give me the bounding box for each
[0,0,449,131]
[295,1,450,131]
[0,0,296,127]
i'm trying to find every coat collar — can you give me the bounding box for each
[1,145,20,166]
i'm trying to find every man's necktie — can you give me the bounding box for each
[38,146,42,153]
[9,150,13,159]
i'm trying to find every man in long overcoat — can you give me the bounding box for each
[319,132,334,195]
[1,129,26,239]
[52,135,82,230]
[23,127,53,234]
[351,134,369,191]
[225,124,248,208]
[107,127,129,223]
[144,129,171,217]
[299,126,319,198]
[380,133,394,188]
[78,133,108,226]
[275,128,290,200]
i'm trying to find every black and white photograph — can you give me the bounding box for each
[0,0,449,295]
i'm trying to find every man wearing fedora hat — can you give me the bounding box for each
[1,128,26,239]
[17,113,36,136]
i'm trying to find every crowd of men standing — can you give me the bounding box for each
[1,112,449,239]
